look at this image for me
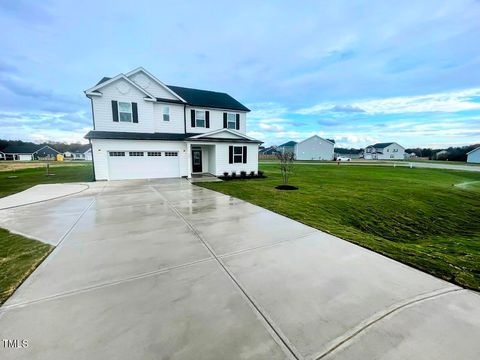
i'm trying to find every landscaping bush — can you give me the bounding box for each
[231,171,237,178]
[240,171,247,178]
[258,170,265,178]
[249,171,255,177]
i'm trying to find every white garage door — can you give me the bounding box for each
[107,151,180,180]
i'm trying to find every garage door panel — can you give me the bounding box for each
[108,151,179,180]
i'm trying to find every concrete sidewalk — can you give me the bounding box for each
[0,179,479,359]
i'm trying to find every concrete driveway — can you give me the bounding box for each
[0,179,479,360]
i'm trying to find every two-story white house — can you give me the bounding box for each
[84,67,261,180]
[362,142,405,160]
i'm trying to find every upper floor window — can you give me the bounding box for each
[195,110,205,127]
[163,106,170,121]
[118,102,132,122]
[227,113,237,129]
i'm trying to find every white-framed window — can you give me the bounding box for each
[165,151,178,156]
[109,151,125,157]
[233,146,243,163]
[227,113,237,129]
[129,151,144,157]
[195,110,205,127]
[163,106,170,121]
[147,152,162,156]
[118,102,132,122]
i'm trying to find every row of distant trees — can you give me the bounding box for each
[405,144,479,161]
[0,139,89,153]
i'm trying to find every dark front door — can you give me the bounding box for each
[192,149,202,173]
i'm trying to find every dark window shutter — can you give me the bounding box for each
[243,146,247,163]
[223,113,227,128]
[236,114,240,130]
[132,102,138,123]
[206,111,210,128]
[229,146,233,164]
[191,110,195,127]
[111,101,118,122]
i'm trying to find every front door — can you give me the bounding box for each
[192,149,202,173]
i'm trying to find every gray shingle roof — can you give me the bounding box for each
[167,85,250,112]
[371,142,395,149]
[278,141,297,147]
[94,76,250,112]
[3,144,42,154]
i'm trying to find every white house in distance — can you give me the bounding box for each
[363,142,405,160]
[277,136,335,160]
[84,67,261,180]
[295,135,335,160]
[467,146,480,163]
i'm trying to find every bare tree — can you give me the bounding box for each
[276,152,295,185]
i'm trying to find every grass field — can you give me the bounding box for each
[0,228,53,304]
[0,163,94,198]
[199,164,480,290]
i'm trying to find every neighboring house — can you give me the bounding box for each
[84,67,261,180]
[363,142,405,160]
[67,145,93,161]
[259,146,279,155]
[467,146,480,163]
[277,141,297,155]
[83,147,92,161]
[2,144,39,161]
[34,145,59,160]
[0,151,5,160]
[434,150,449,160]
[404,151,417,159]
[295,135,334,160]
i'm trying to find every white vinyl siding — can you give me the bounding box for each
[213,143,258,176]
[295,136,334,161]
[185,106,247,134]
[91,78,155,133]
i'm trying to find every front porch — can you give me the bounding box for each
[187,143,217,178]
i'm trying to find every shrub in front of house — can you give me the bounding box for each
[240,171,247,178]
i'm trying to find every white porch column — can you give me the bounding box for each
[186,142,192,178]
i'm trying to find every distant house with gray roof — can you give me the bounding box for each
[362,142,405,160]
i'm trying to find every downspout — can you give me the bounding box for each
[86,94,96,180]
[88,139,96,181]
[183,104,187,134]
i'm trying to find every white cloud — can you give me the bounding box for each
[297,88,480,115]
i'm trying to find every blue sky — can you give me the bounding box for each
[1,0,479,148]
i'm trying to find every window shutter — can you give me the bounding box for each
[132,102,138,123]
[191,110,195,127]
[229,146,233,164]
[206,111,210,128]
[243,146,247,163]
[236,114,240,130]
[223,113,227,128]
[111,101,118,122]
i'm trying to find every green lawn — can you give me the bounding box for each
[0,163,94,198]
[0,228,53,304]
[199,164,480,290]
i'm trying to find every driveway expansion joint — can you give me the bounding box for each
[312,287,464,360]
[150,184,302,360]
